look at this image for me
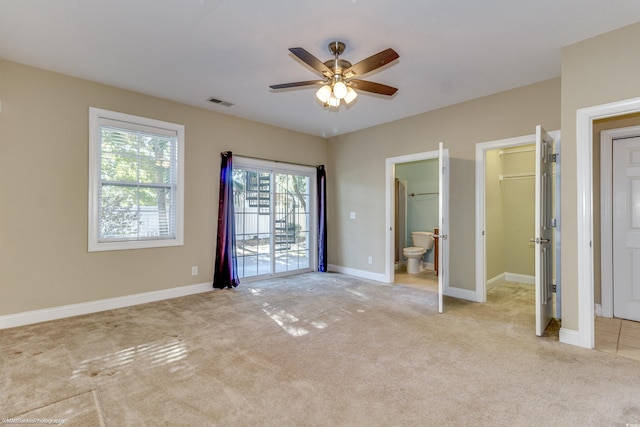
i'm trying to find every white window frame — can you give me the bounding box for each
[88,107,184,252]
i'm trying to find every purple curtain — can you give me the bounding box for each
[317,165,327,272]
[213,151,239,289]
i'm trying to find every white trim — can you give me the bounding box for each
[559,328,581,347]
[88,107,185,252]
[505,272,535,285]
[599,126,640,318]
[444,286,480,302]
[486,272,534,289]
[575,97,640,349]
[232,156,319,276]
[475,131,560,304]
[595,303,603,317]
[486,273,506,290]
[385,150,442,284]
[0,282,213,329]
[328,264,387,283]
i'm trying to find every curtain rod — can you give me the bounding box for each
[232,153,322,169]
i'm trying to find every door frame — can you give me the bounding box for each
[575,96,640,349]
[233,156,318,281]
[475,131,560,303]
[385,149,449,289]
[600,126,640,318]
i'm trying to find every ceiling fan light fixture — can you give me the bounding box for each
[327,95,340,108]
[344,87,358,104]
[270,41,399,109]
[316,85,332,103]
[333,81,348,99]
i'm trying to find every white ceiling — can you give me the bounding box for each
[2,1,640,137]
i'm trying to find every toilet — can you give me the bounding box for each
[402,231,434,274]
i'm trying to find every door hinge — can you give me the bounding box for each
[551,153,558,162]
[552,284,557,293]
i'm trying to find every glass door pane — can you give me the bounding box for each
[274,173,311,273]
[233,168,273,279]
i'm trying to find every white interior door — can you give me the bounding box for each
[534,125,554,336]
[438,142,448,314]
[613,137,640,322]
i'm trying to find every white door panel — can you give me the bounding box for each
[438,142,447,314]
[613,137,640,322]
[535,125,554,336]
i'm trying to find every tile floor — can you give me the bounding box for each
[393,263,438,291]
[595,316,640,361]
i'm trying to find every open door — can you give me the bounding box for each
[534,126,554,336]
[438,142,448,314]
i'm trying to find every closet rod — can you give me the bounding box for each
[410,192,439,196]
[498,171,557,182]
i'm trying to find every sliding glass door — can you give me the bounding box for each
[233,158,316,280]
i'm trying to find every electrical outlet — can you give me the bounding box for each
[191,266,198,276]
[350,211,356,219]
[367,256,373,265]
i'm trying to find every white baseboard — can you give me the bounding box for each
[486,273,506,290]
[559,328,585,347]
[328,264,387,283]
[486,272,534,290]
[595,304,603,317]
[505,272,535,285]
[445,286,480,302]
[0,282,213,330]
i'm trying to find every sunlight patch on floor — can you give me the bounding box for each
[71,339,187,379]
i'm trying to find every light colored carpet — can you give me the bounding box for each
[1,272,639,426]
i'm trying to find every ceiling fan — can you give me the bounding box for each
[269,41,399,108]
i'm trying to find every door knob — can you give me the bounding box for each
[529,237,550,244]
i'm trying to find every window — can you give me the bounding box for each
[88,107,184,251]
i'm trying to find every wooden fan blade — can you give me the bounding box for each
[344,48,399,77]
[269,80,326,90]
[349,79,398,96]
[289,47,332,75]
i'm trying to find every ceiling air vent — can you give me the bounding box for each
[208,97,234,107]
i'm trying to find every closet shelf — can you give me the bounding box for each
[499,173,534,182]
[499,147,535,156]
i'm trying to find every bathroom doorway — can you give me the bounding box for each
[394,159,439,291]
[385,149,449,302]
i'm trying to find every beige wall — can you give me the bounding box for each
[327,78,561,291]
[561,21,640,331]
[0,60,327,315]
[501,146,535,276]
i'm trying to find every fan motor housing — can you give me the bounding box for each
[323,59,352,75]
